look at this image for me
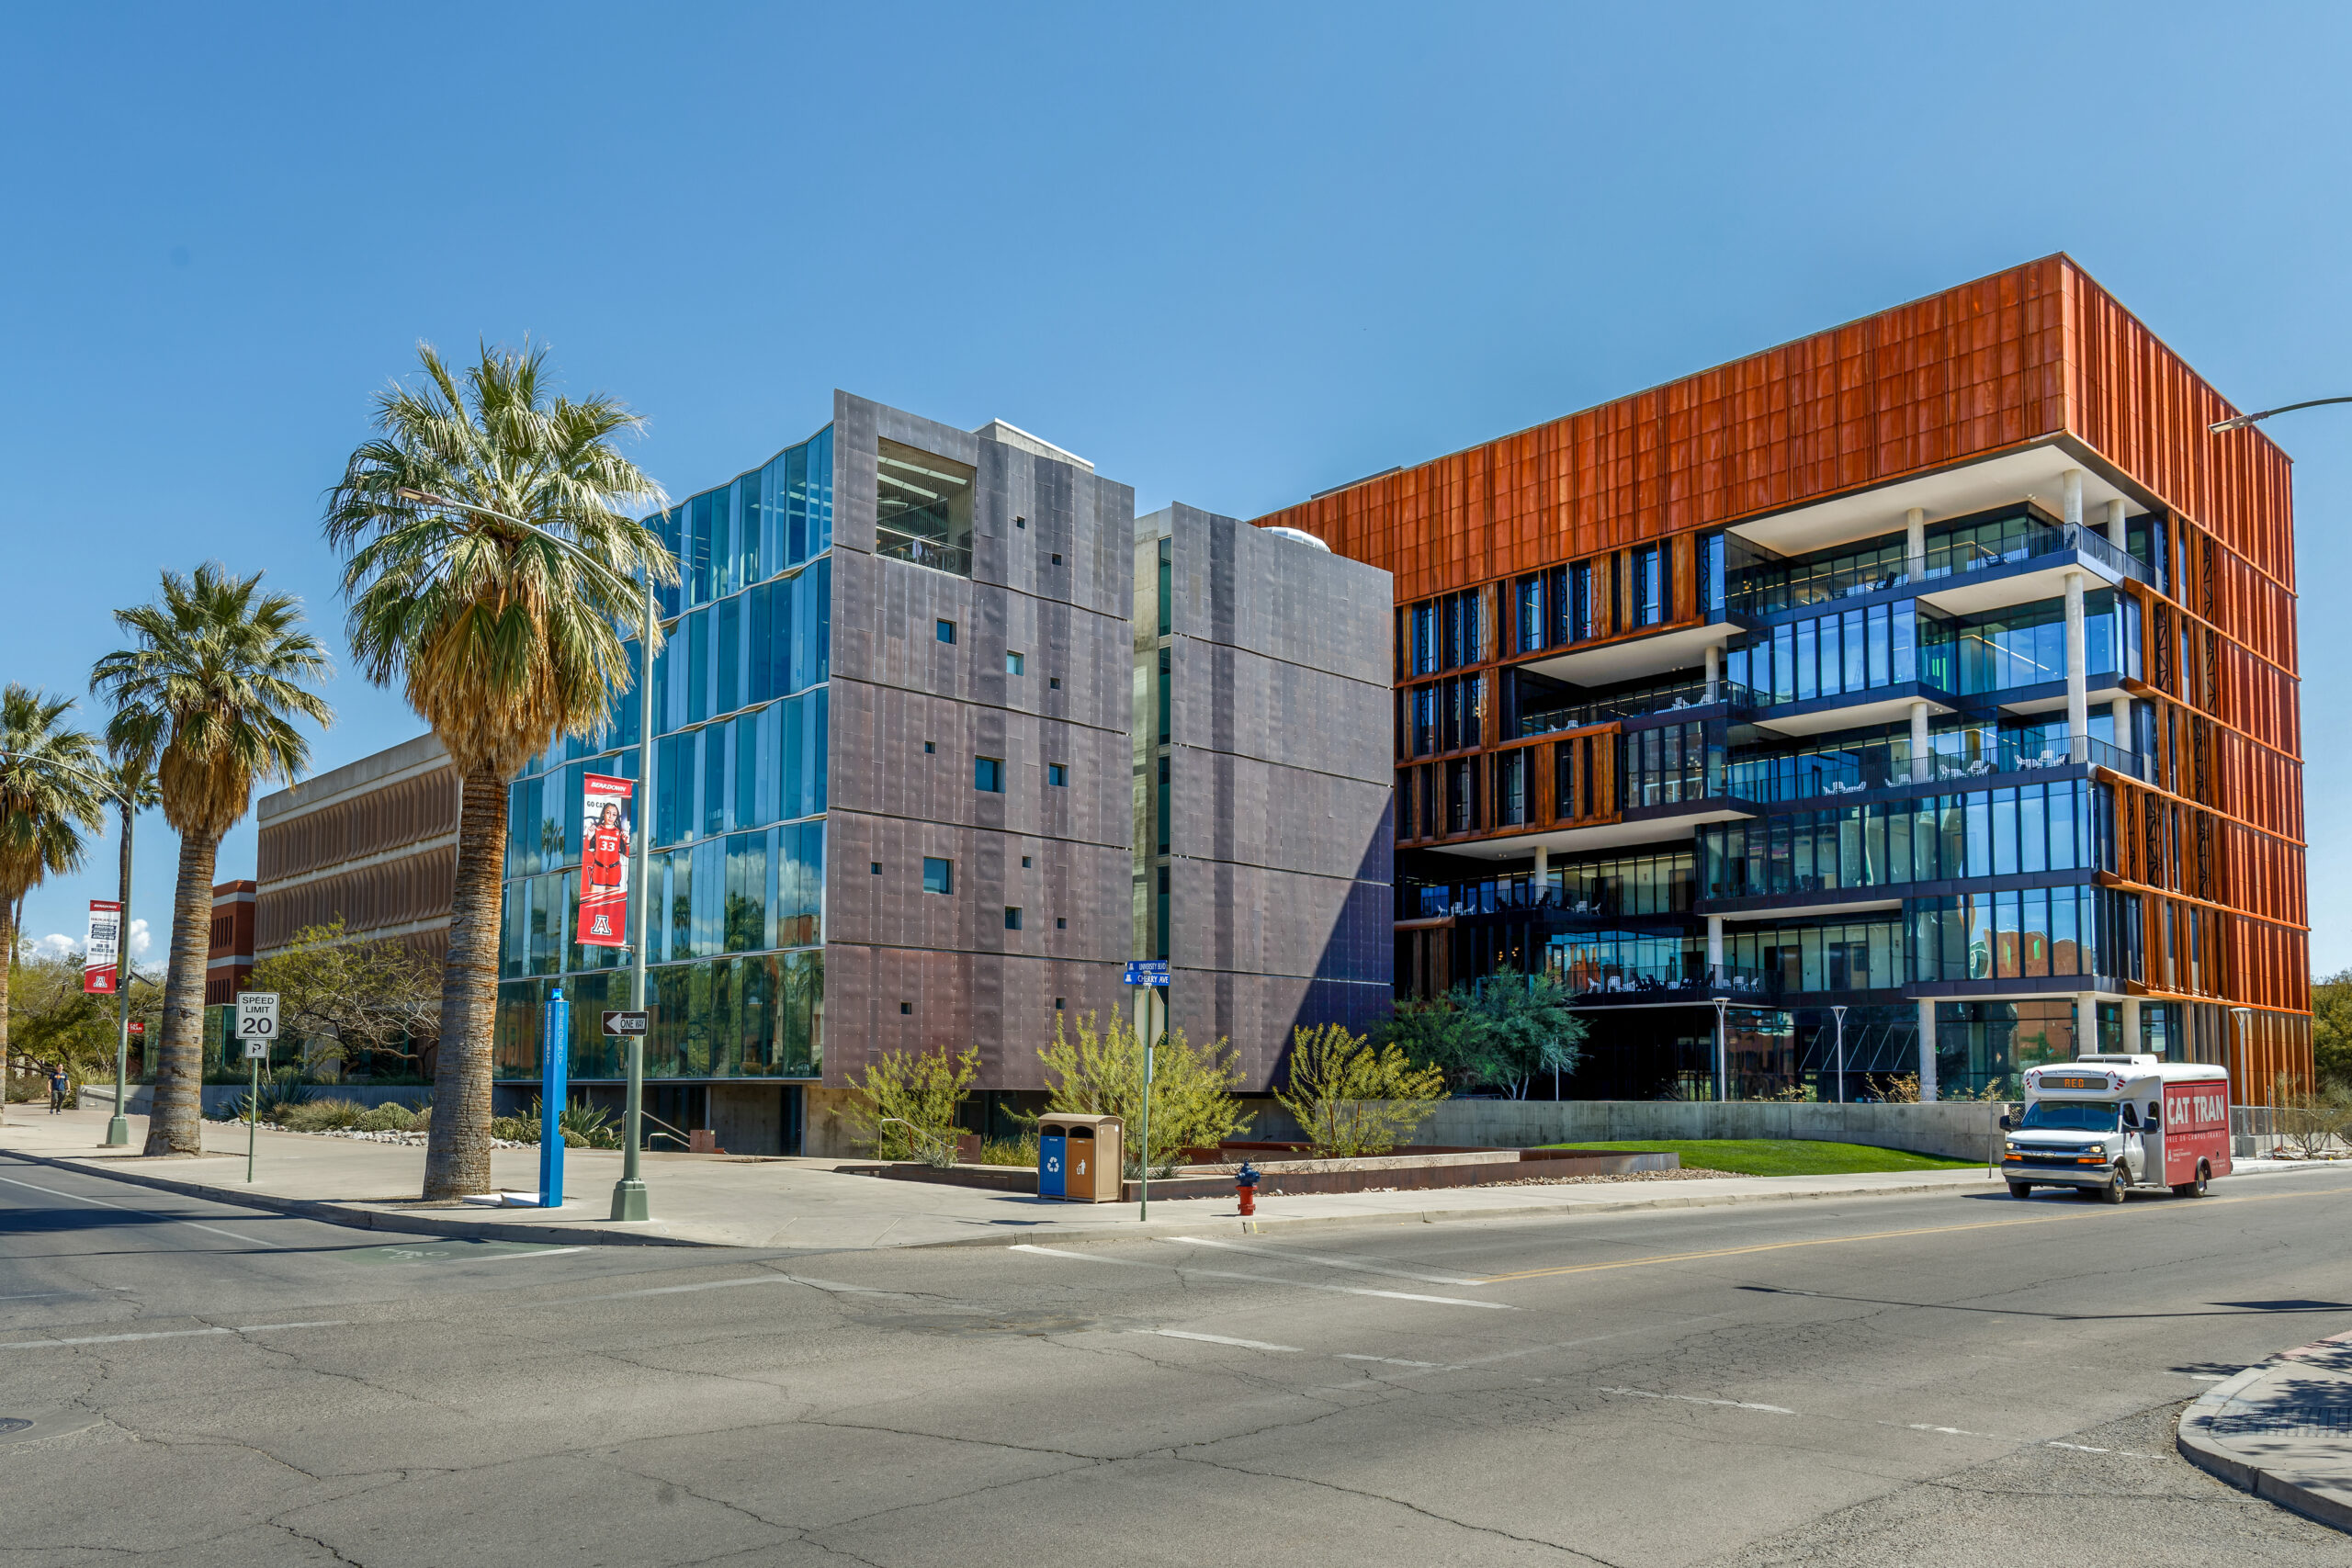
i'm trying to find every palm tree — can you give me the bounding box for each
[0,686,107,1120]
[93,566,332,1156]
[325,342,670,1201]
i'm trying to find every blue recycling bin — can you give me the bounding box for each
[1037,1133,1068,1197]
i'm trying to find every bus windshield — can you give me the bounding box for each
[2020,1100,2120,1133]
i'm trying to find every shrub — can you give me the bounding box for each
[978,1133,1039,1168]
[849,1047,978,1166]
[279,1098,368,1132]
[1274,1022,1448,1158]
[355,1102,419,1133]
[1039,1010,1251,1177]
[489,1114,538,1142]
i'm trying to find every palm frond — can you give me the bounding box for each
[0,683,107,903]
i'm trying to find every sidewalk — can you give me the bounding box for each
[0,1101,2291,1254]
[2180,1330,2352,1531]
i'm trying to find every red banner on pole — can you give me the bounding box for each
[575,773,634,948]
[84,899,122,994]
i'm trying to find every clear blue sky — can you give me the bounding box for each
[4,2,2347,970]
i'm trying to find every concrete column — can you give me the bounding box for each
[2076,991,2099,1057]
[2062,468,2084,529]
[1909,699,1931,783]
[2064,570,2088,762]
[2106,497,2127,550]
[1917,998,1939,1102]
[1703,643,1721,703]
[2110,694,2133,754]
[1706,914,1724,983]
[1532,842,1549,903]
[2120,995,2142,1055]
[1905,506,1927,578]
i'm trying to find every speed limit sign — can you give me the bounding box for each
[236,992,280,1059]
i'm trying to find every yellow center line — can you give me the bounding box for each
[1476,1184,2348,1284]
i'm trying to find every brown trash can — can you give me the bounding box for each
[1038,1113,1124,1201]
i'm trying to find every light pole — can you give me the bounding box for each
[0,750,136,1145]
[2211,396,2352,434]
[1711,998,1729,1103]
[394,489,662,1221]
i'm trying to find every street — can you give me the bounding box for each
[6,1156,2352,1566]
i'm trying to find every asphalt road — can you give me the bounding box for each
[7,1156,2352,1567]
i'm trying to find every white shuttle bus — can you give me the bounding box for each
[1998,1055,2231,1202]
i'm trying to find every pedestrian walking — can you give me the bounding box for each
[49,1064,70,1114]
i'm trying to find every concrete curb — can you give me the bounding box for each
[0,1147,707,1248]
[907,1172,2003,1248]
[2177,1331,2352,1533]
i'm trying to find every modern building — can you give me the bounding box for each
[492,395,1137,1154]
[254,733,460,968]
[1253,255,2311,1102]
[1134,505,1396,1083]
[203,880,256,1006]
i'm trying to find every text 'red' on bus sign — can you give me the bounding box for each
[83,899,122,994]
[575,773,635,948]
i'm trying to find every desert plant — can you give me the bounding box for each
[1038,1010,1251,1176]
[355,1102,419,1133]
[244,919,440,1080]
[228,1078,319,1125]
[1388,967,1586,1098]
[93,567,331,1156]
[324,342,672,1201]
[1274,1022,1449,1158]
[0,685,107,1109]
[849,1047,978,1166]
[1865,1072,1921,1104]
[278,1097,368,1132]
[2273,1073,2349,1159]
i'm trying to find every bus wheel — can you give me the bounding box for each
[2172,1161,2210,1198]
[2100,1168,2129,1203]
[2007,1181,2033,1199]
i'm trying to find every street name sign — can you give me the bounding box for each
[1122,960,1169,987]
[602,1010,649,1036]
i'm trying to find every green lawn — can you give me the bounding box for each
[1544,1138,1980,1178]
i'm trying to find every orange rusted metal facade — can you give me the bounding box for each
[1256,255,2310,1100]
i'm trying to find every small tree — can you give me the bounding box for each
[1038,1010,1251,1176]
[849,1046,978,1166]
[2273,1072,2350,1159]
[1394,967,1586,1099]
[244,920,441,1080]
[1274,1022,1449,1158]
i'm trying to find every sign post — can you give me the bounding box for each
[1121,962,1169,1222]
[236,992,277,1184]
[86,897,129,1148]
[539,987,569,1210]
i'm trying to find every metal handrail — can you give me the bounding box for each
[639,1109,695,1150]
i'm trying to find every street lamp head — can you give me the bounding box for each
[394,486,454,507]
[2209,414,2260,434]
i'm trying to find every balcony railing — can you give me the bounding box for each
[1724,731,2151,804]
[1517,679,1761,739]
[1726,524,2153,619]
[1562,963,1778,1002]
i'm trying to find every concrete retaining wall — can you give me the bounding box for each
[85,1084,434,1118]
[1244,1099,2007,1163]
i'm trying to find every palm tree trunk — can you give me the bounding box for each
[0,898,16,1126]
[144,827,220,1156]
[423,765,508,1200]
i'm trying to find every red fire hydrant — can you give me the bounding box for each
[1236,1161,1261,1217]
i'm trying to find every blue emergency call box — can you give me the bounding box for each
[1037,1134,1069,1198]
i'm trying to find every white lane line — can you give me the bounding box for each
[1337,1353,1460,1370]
[1140,1329,1303,1352]
[558,1273,983,1310]
[0,1320,345,1350]
[1600,1386,1796,1415]
[469,1246,588,1263]
[0,1173,276,1248]
[1166,1235,1487,1287]
[1875,1420,2156,1458]
[1011,1245,1515,1310]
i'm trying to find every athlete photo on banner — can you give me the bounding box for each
[83,898,122,994]
[575,773,635,947]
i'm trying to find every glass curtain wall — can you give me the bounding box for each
[495,424,834,1082]
[1698,780,2098,898]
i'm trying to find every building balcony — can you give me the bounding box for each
[1516,679,1761,739]
[1729,521,2151,626]
[1563,962,1780,1006]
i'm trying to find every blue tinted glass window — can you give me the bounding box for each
[704,724,729,838]
[717,596,741,716]
[810,687,828,814]
[1047,762,1068,787]
[976,756,1004,793]
[813,558,831,683]
[735,470,763,590]
[689,492,715,606]
[686,609,710,725]
[812,425,833,556]
[922,857,953,895]
[785,443,808,567]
